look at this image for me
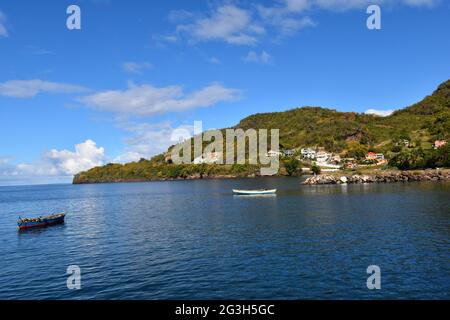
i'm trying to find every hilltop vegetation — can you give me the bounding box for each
[234,79,450,153]
[73,161,263,184]
[73,79,450,184]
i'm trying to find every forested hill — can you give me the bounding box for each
[234,79,450,151]
[73,79,450,184]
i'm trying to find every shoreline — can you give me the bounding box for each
[303,169,450,185]
[72,174,297,185]
[72,169,450,185]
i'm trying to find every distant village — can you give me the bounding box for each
[269,147,387,172]
[186,139,448,172]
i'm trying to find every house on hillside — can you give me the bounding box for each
[316,151,332,163]
[301,148,316,159]
[366,152,385,161]
[193,152,223,164]
[366,152,376,160]
[342,158,356,168]
[283,149,296,157]
[331,155,341,164]
[434,140,447,149]
[365,152,386,165]
[394,139,410,147]
[315,150,339,169]
[345,162,356,169]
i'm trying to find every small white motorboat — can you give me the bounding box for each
[232,189,277,195]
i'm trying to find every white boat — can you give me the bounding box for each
[232,189,277,195]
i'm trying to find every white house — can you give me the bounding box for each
[193,152,222,164]
[316,151,332,163]
[284,149,295,156]
[301,148,316,159]
[314,151,341,169]
[331,155,341,164]
[366,152,385,161]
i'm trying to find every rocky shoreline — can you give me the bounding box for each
[303,170,450,185]
[73,169,450,185]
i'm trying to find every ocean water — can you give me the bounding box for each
[0,177,449,299]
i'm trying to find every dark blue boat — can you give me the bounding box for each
[18,213,65,230]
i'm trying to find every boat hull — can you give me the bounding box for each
[18,214,65,230]
[232,189,277,195]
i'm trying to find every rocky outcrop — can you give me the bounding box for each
[303,170,450,185]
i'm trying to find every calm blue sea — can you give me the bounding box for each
[0,177,449,299]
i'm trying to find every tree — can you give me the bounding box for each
[346,141,368,159]
[389,148,426,170]
[427,144,450,168]
[284,158,300,176]
[311,164,321,175]
[391,144,402,153]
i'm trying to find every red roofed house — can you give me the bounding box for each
[366,152,385,161]
[366,152,386,165]
[434,140,447,149]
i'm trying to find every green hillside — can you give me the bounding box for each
[234,79,450,152]
[73,79,450,184]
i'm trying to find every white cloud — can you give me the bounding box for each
[258,0,309,18]
[0,140,105,185]
[168,9,194,23]
[0,10,8,38]
[81,82,240,116]
[17,140,105,176]
[313,0,378,10]
[45,140,105,175]
[113,151,143,164]
[313,0,439,10]
[170,2,315,45]
[0,157,13,177]
[114,121,194,163]
[152,34,179,47]
[402,0,439,7]
[176,5,265,45]
[162,0,439,46]
[276,16,316,36]
[0,79,87,98]
[208,56,222,64]
[285,0,311,12]
[244,50,272,64]
[257,1,316,37]
[122,62,153,74]
[365,109,395,117]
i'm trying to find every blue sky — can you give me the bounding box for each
[0,0,449,185]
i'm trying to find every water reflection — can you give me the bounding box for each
[233,194,277,198]
[17,223,66,237]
